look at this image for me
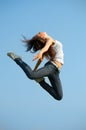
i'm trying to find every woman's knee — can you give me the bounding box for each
[55,93,63,101]
[25,72,34,80]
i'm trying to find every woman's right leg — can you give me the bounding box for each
[16,59,63,100]
[7,52,63,100]
[7,52,55,80]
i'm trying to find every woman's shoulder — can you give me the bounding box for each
[55,40,63,47]
[52,40,63,50]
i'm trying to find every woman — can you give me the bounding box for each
[7,32,64,100]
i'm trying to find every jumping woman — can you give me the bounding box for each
[7,32,64,100]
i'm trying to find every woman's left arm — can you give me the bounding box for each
[33,39,53,61]
[33,59,42,71]
[40,39,52,54]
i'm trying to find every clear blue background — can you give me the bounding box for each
[0,0,86,130]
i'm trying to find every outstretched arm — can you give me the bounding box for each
[33,59,42,71]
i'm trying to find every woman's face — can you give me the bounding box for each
[37,32,48,39]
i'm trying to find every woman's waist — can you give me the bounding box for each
[51,60,63,70]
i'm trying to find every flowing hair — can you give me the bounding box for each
[22,35,56,60]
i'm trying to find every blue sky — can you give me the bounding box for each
[0,0,86,130]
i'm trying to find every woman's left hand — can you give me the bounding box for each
[33,52,43,61]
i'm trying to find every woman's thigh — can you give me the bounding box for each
[31,62,56,79]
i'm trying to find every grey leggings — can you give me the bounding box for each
[15,59,63,100]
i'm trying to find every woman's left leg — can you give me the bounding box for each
[39,70,63,100]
